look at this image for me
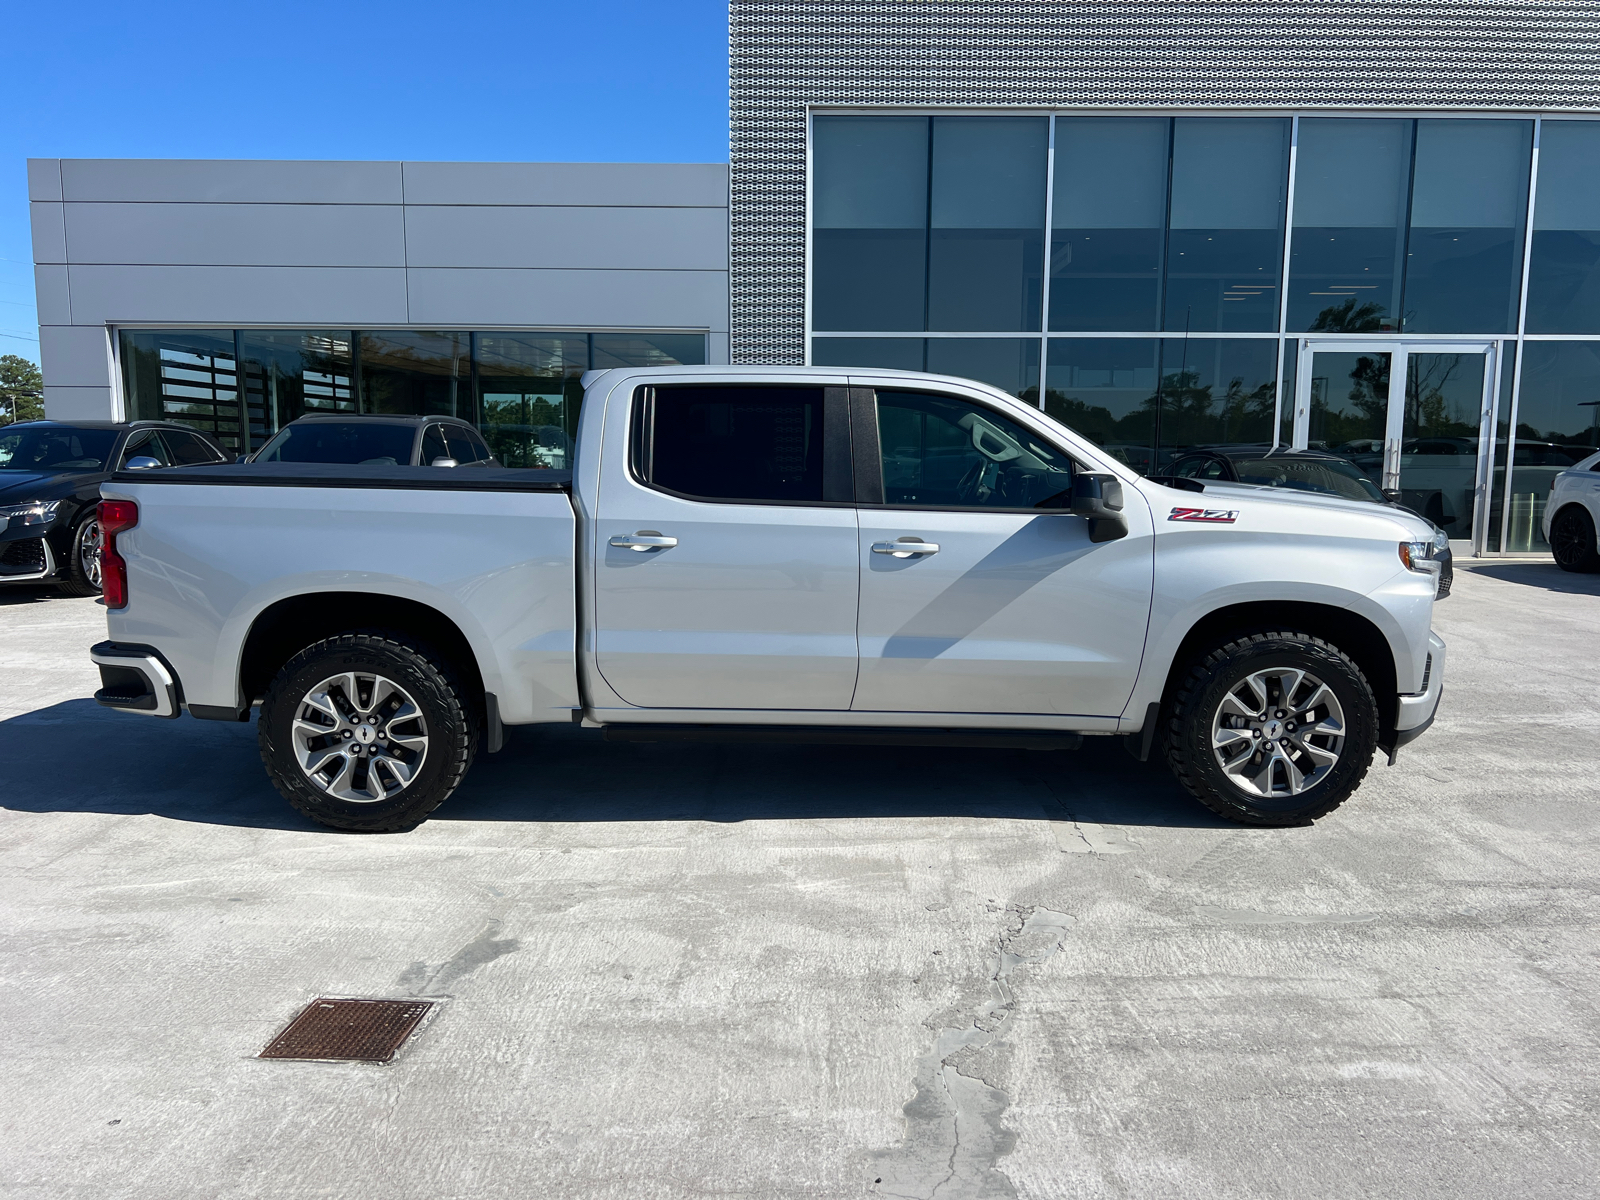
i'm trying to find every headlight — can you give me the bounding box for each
[1432,527,1450,554]
[1399,539,1442,572]
[0,500,62,528]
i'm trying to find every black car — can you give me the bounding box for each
[1154,444,1454,597]
[250,414,498,467]
[0,420,230,596]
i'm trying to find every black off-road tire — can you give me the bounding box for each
[1550,505,1600,573]
[258,632,476,831]
[1165,630,1380,827]
[55,510,103,597]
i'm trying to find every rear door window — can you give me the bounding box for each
[638,386,828,503]
[444,425,490,463]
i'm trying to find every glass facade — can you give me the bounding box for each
[809,112,1600,553]
[120,329,707,458]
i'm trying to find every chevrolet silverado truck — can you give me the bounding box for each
[88,365,1447,831]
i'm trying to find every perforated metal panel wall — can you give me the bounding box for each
[730,1,1600,364]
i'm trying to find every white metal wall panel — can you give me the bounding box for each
[730,0,1600,364]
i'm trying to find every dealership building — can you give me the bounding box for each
[29,1,1600,554]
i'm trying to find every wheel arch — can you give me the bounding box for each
[1158,601,1399,736]
[239,592,486,718]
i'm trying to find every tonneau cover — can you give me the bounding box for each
[111,462,572,492]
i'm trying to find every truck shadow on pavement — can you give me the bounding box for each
[0,699,1230,832]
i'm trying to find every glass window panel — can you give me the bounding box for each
[591,332,706,368]
[255,421,419,465]
[358,331,471,418]
[1280,340,1298,446]
[1165,118,1289,333]
[646,386,825,503]
[874,390,1073,509]
[1305,351,1392,470]
[925,338,1041,402]
[1503,342,1600,550]
[238,330,354,450]
[1403,119,1531,333]
[118,329,243,451]
[421,425,450,464]
[1044,338,1161,473]
[928,116,1047,332]
[812,116,929,331]
[1399,353,1487,535]
[1154,338,1280,459]
[474,334,588,469]
[1288,119,1413,332]
[1050,117,1169,332]
[1526,120,1600,333]
[811,337,925,372]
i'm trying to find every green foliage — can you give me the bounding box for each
[0,355,44,424]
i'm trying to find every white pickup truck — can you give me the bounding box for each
[88,365,1447,831]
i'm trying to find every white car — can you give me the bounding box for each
[86,365,1447,831]
[1544,448,1600,572]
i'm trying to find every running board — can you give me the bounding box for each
[601,724,1082,751]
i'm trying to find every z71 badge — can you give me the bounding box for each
[1168,507,1240,524]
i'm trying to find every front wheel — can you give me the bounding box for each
[258,633,476,831]
[1550,505,1600,573]
[1165,631,1380,826]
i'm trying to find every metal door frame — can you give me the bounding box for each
[1294,339,1497,548]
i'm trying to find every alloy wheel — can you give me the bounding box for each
[291,671,429,803]
[79,517,103,588]
[1211,667,1346,798]
[1551,508,1593,568]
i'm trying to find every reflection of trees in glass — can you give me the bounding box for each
[1309,296,1385,332]
[479,379,581,467]
[1404,355,1478,439]
[1309,354,1388,446]
[1039,367,1275,466]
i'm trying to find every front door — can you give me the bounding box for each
[851,385,1155,717]
[591,380,861,711]
[1294,340,1495,543]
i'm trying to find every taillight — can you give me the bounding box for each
[98,500,138,609]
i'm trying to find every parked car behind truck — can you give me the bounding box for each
[88,366,1448,831]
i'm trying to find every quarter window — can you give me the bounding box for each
[640,386,826,503]
[873,391,1074,509]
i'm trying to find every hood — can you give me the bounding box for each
[0,470,98,505]
[1143,477,1434,538]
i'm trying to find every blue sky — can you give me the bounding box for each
[0,1,729,360]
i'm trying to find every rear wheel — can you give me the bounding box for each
[1550,505,1600,573]
[258,633,476,831]
[1166,631,1379,826]
[56,511,103,597]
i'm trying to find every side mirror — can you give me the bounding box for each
[125,456,163,471]
[1069,473,1129,543]
[1381,487,1402,504]
[430,457,459,468]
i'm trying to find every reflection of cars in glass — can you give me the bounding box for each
[1155,444,1453,596]
[252,415,498,468]
[1542,447,1600,572]
[0,420,228,595]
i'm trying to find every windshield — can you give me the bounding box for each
[0,426,120,473]
[255,422,417,465]
[1230,456,1386,503]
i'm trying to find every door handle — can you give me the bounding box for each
[872,538,940,558]
[610,532,678,551]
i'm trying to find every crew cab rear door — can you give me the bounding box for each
[590,377,860,710]
[849,382,1154,718]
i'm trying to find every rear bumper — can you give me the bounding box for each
[90,641,181,719]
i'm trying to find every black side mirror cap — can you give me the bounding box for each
[1070,473,1129,543]
[1382,487,1403,504]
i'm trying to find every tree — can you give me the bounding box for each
[0,355,44,424]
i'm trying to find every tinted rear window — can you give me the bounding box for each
[644,386,825,503]
[257,422,417,465]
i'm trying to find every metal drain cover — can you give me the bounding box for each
[260,998,433,1063]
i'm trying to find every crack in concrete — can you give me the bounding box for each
[872,906,1074,1199]
[396,918,520,996]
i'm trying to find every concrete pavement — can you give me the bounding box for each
[1,561,1597,1199]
